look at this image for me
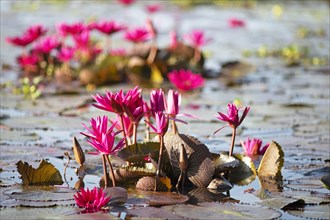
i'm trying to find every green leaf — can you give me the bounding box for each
[16,160,64,186]
[213,153,240,173]
[257,141,284,179]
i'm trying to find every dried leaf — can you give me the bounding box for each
[16,160,64,186]
[164,133,214,187]
[188,188,234,204]
[159,177,172,191]
[136,176,169,192]
[257,141,284,179]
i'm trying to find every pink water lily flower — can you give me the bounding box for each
[165,89,181,118]
[92,90,125,114]
[74,187,111,210]
[6,35,34,47]
[17,53,39,68]
[34,36,60,54]
[95,20,126,35]
[57,46,75,62]
[168,69,205,92]
[145,4,161,13]
[215,103,250,156]
[6,24,47,47]
[56,22,88,37]
[228,18,246,28]
[122,86,145,124]
[215,103,250,132]
[118,0,135,6]
[150,89,165,115]
[110,114,134,138]
[81,116,125,155]
[73,30,90,49]
[145,111,169,136]
[109,48,126,56]
[184,30,212,49]
[241,137,269,160]
[124,27,150,43]
[26,24,48,39]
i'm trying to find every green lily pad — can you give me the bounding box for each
[287,204,330,220]
[227,154,256,186]
[117,142,160,162]
[1,185,76,207]
[126,206,183,219]
[166,202,281,219]
[128,189,189,207]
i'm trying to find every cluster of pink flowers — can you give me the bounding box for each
[89,86,186,145]
[7,7,211,92]
[168,69,205,91]
[85,86,193,178]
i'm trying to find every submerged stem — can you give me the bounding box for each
[229,128,236,156]
[105,155,116,187]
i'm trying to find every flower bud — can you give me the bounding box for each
[179,144,188,170]
[73,137,85,166]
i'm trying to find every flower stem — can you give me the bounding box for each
[147,43,157,64]
[229,128,236,156]
[101,154,109,188]
[106,36,111,53]
[132,123,137,145]
[119,114,128,147]
[145,117,150,141]
[172,120,177,134]
[156,135,164,177]
[193,47,201,63]
[105,155,116,187]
